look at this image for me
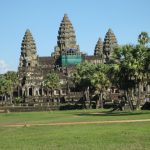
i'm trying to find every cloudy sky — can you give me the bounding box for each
[0,60,10,74]
[0,0,150,74]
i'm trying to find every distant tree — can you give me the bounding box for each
[138,32,149,46]
[73,62,96,102]
[4,71,18,103]
[43,72,60,96]
[0,74,14,104]
[73,62,95,90]
[4,71,18,83]
[90,64,110,108]
[111,42,149,110]
[73,63,111,108]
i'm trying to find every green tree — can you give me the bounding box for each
[90,64,110,108]
[0,74,14,104]
[43,72,60,97]
[73,62,96,102]
[112,42,148,110]
[111,45,136,110]
[138,32,149,46]
[4,71,18,103]
[73,63,111,108]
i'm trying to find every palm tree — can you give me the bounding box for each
[90,69,110,109]
[111,42,149,110]
[111,45,136,110]
[136,32,150,108]
[138,32,149,46]
[73,62,96,99]
[0,74,13,105]
[0,75,6,105]
[73,63,111,109]
[43,72,60,98]
[4,71,18,103]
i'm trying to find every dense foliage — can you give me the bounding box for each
[0,32,150,110]
[43,72,60,96]
[73,32,150,110]
[0,71,18,104]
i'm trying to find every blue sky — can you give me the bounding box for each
[0,0,150,73]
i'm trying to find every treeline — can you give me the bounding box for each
[0,32,150,110]
[72,32,150,110]
[0,71,18,104]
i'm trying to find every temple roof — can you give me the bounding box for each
[94,38,103,56]
[58,14,76,49]
[103,28,118,59]
[53,14,80,57]
[21,29,37,56]
[39,57,55,65]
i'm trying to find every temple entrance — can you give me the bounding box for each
[39,89,42,96]
[19,89,22,97]
[29,88,32,96]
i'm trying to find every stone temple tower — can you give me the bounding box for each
[103,28,117,61]
[93,37,104,63]
[19,29,38,68]
[94,38,104,62]
[18,29,42,102]
[53,14,80,57]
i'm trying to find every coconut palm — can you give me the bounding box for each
[90,69,110,108]
[43,72,60,97]
[73,62,96,99]
[0,74,13,104]
[138,32,149,46]
[111,45,136,110]
[111,41,149,110]
[4,71,18,103]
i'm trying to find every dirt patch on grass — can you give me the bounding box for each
[0,119,150,127]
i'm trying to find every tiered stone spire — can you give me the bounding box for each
[53,14,80,57]
[103,28,117,61]
[19,29,38,67]
[94,38,103,56]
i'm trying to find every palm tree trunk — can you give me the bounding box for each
[100,92,103,108]
[10,92,13,104]
[4,94,7,106]
[96,92,103,109]
[96,95,100,109]
[136,81,142,109]
[125,90,134,111]
[2,94,4,106]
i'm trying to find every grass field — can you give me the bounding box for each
[0,109,150,150]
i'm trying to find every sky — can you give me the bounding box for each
[0,0,150,73]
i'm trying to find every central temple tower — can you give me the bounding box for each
[52,14,80,57]
[52,14,82,66]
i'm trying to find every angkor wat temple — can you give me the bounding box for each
[16,14,118,108]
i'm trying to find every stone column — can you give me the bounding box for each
[147,84,150,93]
[18,87,20,97]
[25,88,28,96]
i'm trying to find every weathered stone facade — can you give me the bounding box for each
[103,28,118,62]
[17,14,118,106]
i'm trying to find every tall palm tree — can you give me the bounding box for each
[73,62,96,100]
[112,42,149,110]
[138,32,149,46]
[90,70,110,109]
[4,71,18,103]
[111,45,137,110]
[73,62,111,108]
[0,74,13,105]
[43,72,60,98]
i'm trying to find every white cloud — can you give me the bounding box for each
[0,59,10,74]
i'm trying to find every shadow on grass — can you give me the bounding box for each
[76,111,150,117]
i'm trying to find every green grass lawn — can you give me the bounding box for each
[0,109,150,125]
[0,109,150,150]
